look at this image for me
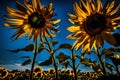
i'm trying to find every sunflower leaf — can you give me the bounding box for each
[52,40,58,47]
[38,57,52,66]
[56,52,70,63]
[38,43,45,53]
[21,59,32,66]
[8,44,34,53]
[105,63,114,72]
[60,61,70,69]
[20,56,30,59]
[58,44,72,50]
[22,44,34,51]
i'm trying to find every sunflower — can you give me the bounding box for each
[33,66,43,73]
[67,0,120,53]
[4,0,60,42]
[48,68,55,74]
[0,69,9,79]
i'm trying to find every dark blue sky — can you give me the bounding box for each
[0,0,120,72]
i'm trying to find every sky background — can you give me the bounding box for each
[0,0,120,72]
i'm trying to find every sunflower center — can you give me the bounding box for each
[28,12,45,29]
[85,13,106,36]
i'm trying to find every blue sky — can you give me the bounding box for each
[0,0,120,72]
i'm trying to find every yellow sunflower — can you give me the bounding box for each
[0,69,9,79]
[67,0,120,53]
[33,66,43,73]
[4,0,60,42]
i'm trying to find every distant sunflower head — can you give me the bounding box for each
[4,0,60,42]
[33,66,43,73]
[67,0,120,53]
[48,68,55,74]
[0,69,9,79]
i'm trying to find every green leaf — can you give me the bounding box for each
[8,44,34,53]
[52,40,58,47]
[58,44,72,50]
[23,44,34,51]
[38,43,45,53]
[21,59,32,66]
[56,52,70,63]
[20,56,30,59]
[102,48,120,58]
[61,61,69,69]
[38,57,52,66]
[105,63,114,72]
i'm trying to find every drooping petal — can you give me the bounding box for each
[109,4,120,15]
[16,1,27,13]
[67,26,80,32]
[106,0,115,14]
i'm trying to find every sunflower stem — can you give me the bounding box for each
[97,48,106,74]
[44,35,59,80]
[30,41,38,80]
[71,48,78,80]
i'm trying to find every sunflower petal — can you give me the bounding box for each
[53,19,61,24]
[107,0,115,14]
[102,32,116,46]
[32,0,37,10]
[96,0,103,12]
[109,4,120,15]
[89,36,95,49]
[16,1,27,13]
[67,26,80,32]
[68,19,75,24]
[79,0,90,14]
[68,13,77,19]
[74,2,87,18]
[48,2,53,12]
[24,0,33,12]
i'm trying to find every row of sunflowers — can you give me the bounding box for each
[1,0,120,80]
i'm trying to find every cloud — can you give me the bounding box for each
[1,63,31,71]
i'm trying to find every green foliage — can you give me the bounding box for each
[58,44,72,50]
[39,57,52,66]
[56,52,70,63]
[21,59,32,66]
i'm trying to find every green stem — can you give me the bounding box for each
[97,49,106,74]
[71,49,78,80]
[44,36,59,80]
[30,41,38,80]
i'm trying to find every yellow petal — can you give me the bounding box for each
[68,19,75,24]
[53,19,61,24]
[68,13,77,19]
[32,0,37,10]
[107,0,115,14]
[96,0,103,12]
[48,2,53,12]
[24,0,34,12]
[109,4,120,15]
[67,26,80,32]
[74,2,87,18]
[80,0,90,15]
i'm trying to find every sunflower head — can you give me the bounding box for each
[33,66,43,73]
[48,68,55,74]
[4,0,61,42]
[0,69,9,79]
[67,0,120,53]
